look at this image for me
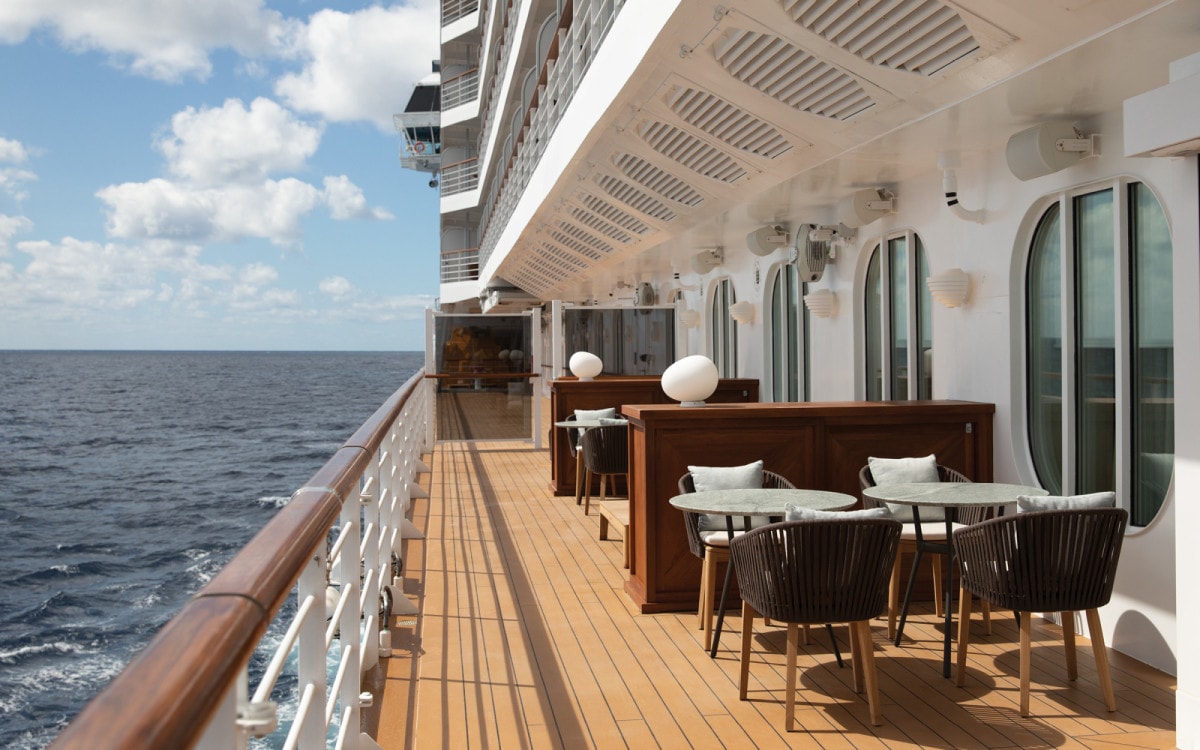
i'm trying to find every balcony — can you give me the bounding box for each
[440,247,480,283]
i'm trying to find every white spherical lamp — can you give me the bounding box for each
[661,355,719,407]
[568,351,603,381]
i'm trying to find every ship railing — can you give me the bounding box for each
[441,246,481,282]
[442,67,480,110]
[441,0,479,27]
[440,156,481,196]
[478,0,626,270]
[50,369,433,750]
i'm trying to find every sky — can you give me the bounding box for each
[0,0,442,351]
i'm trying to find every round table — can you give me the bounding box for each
[861,481,1047,676]
[669,488,856,656]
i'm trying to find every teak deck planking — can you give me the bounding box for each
[367,413,1176,749]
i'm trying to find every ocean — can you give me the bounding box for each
[0,350,425,749]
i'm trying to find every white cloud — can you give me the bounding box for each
[0,214,33,256]
[320,275,356,299]
[0,136,29,163]
[274,3,440,128]
[159,98,322,185]
[0,0,299,81]
[323,175,393,220]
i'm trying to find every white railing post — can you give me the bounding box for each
[296,553,328,748]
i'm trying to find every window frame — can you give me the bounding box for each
[767,261,809,401]
[710,277,738,378]
[863,230,932,401]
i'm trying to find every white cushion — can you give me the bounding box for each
[868,455,944,522]
[690,460,765,534]
[898,521,968,540]
[597,417,627,426]
[575,407,616,420]
[785,505,893,521]
[1016,491,1116,512]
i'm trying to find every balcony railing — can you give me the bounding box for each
[441,0,479,26]
[441,247,481,282]
[441,156,481,196]
[50,371,432,750]
[442,68,480,110]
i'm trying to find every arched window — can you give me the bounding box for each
[864,232,931,400]
[711,278,738,377]
[1026,181,1173,527]
[768,263,808,401]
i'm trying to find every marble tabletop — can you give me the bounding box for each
[861,482,1047,508]
[669,487,856,516]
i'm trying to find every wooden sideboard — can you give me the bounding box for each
[548,377,758,496]
[620,400,995,613]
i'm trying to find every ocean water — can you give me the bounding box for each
[0,350,424,749]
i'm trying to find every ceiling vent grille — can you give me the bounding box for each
[546,229,606,261]
[613,153,705,206]
[638,121,748,183]
[595,175,679,222]
[536,243,590,272]
[714,29,874,120]
[579,193,652,235]
[668,87,793,158]
[780,0,978,76]
[553,223,614,256]
[569,205,635,244]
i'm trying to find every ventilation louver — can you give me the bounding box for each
[668,87,794,158]
[613,153,705,206]
[638,121,748,183]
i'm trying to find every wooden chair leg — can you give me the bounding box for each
[955,586,972,686]
[697,553,709,627]
[739,601,756,700]
[1086,608,1118,712]
[1062,610,1078,681]
[574,457,584,504]
[853,621,883,726]
[702,555,718,650]
[931,553,944,617]
[888,555,901,641]
[785,623,799,732]
[1019,612,1032,717]
[849,622,864,694]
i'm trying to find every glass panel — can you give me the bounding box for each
[889,237,910,400]
[711,279,738,377]
[917,238,933,399]
[563,308,676,375]
[1075,189,1115,494]
[1130,183,1174,526]
[433,314,533,439]
[770,264,801,401]
[1027,204,1063,494]
[786,266,800,400]
[865,247,883,400]
[801,278,811,401]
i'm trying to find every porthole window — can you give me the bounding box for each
[768,263,808,401]
[1025,181,1174,527]
[864,232,932,400]
[711,278,738,377]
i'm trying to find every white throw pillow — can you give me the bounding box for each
[1016,491,1116,512]
[575,407,616,421]
[867,455,943,522]
[690,460,765,533]
[597,417,627,426]
[785,505,894,521]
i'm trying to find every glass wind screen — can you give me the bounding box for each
[1075,189,1115,494]
[1130,182,1174,526]
[563,307,676,376]
[1027,204,1064,494]
[433,314,533,440]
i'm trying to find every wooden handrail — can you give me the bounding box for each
[51,369,428,750]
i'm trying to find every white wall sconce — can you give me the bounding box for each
[926,268,970,308]
[568,351,603,380]
[839,188,896,228]
[678,308,701,328]
[1005,121,1098,181]
[803,288,837,318]
[729,300,755,324]
[661,354,719,407]
[746,224,790,256]
[691,248,724,275]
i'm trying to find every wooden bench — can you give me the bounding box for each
[597,500,630,568]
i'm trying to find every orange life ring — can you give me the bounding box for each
[414,142,426,154]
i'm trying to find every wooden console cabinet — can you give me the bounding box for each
[620,400,994,613]
[548,377,758,496]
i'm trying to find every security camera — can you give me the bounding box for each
[429,179,439,188]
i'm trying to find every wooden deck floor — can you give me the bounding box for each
[367,437,1177,749]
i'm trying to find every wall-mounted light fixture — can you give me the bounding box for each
[803,288,837,318]
[729,300,755,324]
[1005,121,1098,181]
[839,188,895,228]
[926,268,970,308]
[691,247,724,275]
[745,224,790,256]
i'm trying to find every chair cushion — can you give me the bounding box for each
[867,455,944,522]
[785,505,894,521]
[598,417,627,426]
[690,460,765,534]
[1016,491,1116,512]
[575,407,616,420]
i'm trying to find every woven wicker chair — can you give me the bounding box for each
[859,463,989,639]
[678,469,795,652]
[562,414,586,504]
[580,424,628,516]
[953,507,1127,717]
[730,518,901,728]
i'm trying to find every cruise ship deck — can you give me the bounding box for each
[366,406,1176,749]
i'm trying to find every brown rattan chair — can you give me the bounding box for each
[678,469,795,652]
[730,517,901,728]
[562,414,587,504]
[953,506,1127,716]
[859,463,990,639]
[580,424,628,516]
